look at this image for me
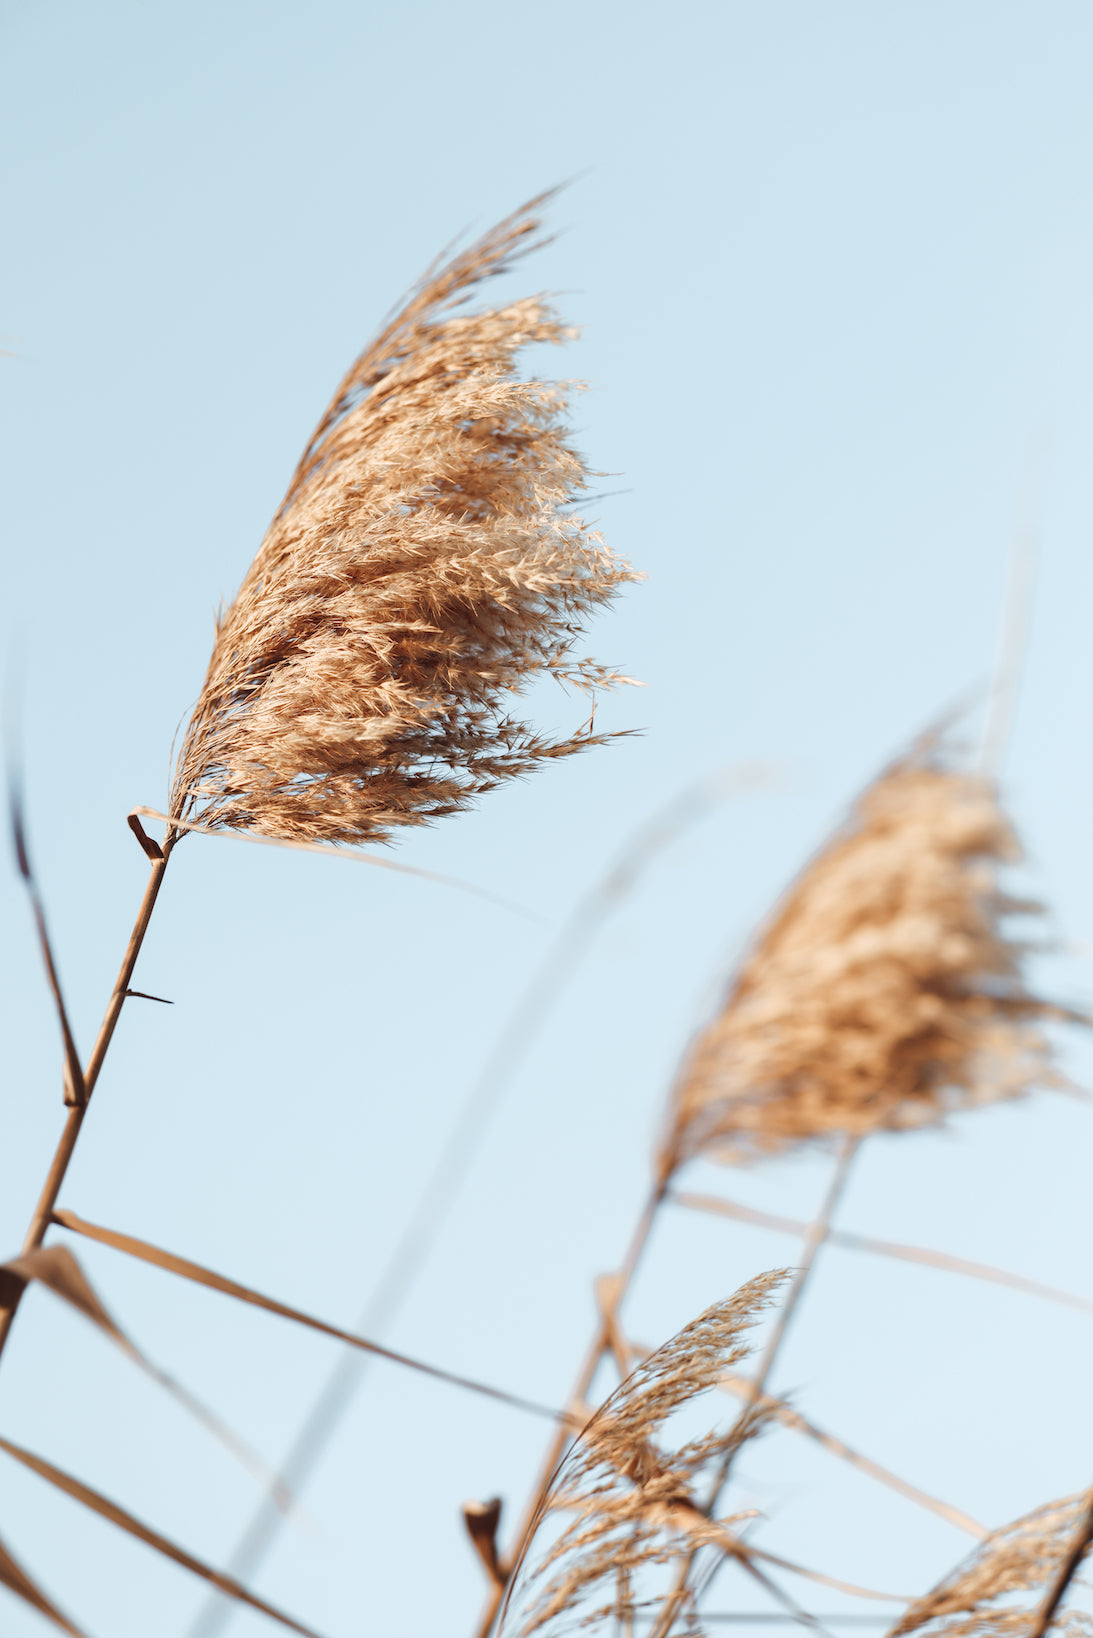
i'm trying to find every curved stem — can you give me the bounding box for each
[474,1176,668,1638]
[0,849,171,1363]
[1029,1490,1093,1638]
[649,1135,861,1638]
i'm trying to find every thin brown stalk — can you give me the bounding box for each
[0,846,172,1364]
[10,787,86,1109]
[0,1242,294,1509]
[646,1137,860,1638]
[51,1208,579,1428]
[1028,1492,1093,1638]
[892,1488,1092,1638]
[675,1193,1093,1319]
[474,1180,669,1638]
[0,1433,327,1638]
[743,1136,860,1410]
[0,1528,87,1638]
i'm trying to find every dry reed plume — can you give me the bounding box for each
[661,750,1071,1173]
[891,1492,1093,1638]
[497,1275,785,1638]
[169,193,639,846]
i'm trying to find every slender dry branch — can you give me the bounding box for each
[1028,1492,1093,1638]
[0,1242,293,1509]
[0,1434,326,1638]
[52,1209,579,1427]
[646,1138,859,1638]
[474,1182,669,1638]
[0,1527,87,1638]
[9,785,86,1108]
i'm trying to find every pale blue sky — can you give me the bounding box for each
[4,3,1093,1636]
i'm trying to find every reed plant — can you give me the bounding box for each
[5,193,1092,1638]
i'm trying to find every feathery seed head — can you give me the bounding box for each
[660,754,1078,1175]
[169,195,639,846]
[499,1273,786,1638]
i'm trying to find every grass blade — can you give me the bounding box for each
[0,1245,292,1512]
[9,784,86,1108]
[52,1210,573,1425]
[0,1529,88,1637]
[0,1436,324,1638]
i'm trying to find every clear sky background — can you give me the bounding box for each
[4,3,1093,1636]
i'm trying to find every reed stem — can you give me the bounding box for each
[647,1135,861,1638]
[474,1176,668,1638]
[1028,1490,1093,1638]
[0,848,172,1362]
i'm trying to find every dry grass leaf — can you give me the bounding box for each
[661,752,1078,1172]
[497,1273,786,1638]
[890,1492,1093,1638]
[169,192,640,846]
[9,787,86,1108]
[52,1209,571,1425]
[0,1435,326,1638]
[0,1245,291,1509]
[0,1529,87,1638]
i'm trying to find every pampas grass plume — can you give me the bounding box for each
[170,194,639,847]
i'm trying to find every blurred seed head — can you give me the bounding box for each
[661,753,1081,1174]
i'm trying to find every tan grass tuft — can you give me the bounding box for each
[169,193,639,846]
[890,1491,1093,1638]
[499,1273,785,1638]
[660,752,1077,1172]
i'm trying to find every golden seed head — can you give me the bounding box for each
[170,194,639,847]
